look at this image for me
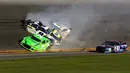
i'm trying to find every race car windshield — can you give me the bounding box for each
[103,41,120,46]
[31,36,41,42]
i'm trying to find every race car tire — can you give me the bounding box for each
[104,50,110,54]
[49,39,54,46]
[48,45,52,49]
[123,48,128,52]
[96,48,99,52]
[96,48,105,53]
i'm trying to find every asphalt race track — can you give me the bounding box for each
[0,52,102,60]
[0,5,28,50]
[1,51,130,60]
[1,3,130,59]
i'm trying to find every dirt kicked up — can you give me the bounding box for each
[0,48,89,54]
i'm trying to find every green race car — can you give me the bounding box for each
[20,34,52,52]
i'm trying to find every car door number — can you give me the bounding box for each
[114,46,120,52]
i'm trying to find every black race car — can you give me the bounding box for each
[96,40,128,53]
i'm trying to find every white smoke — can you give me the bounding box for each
[26,5,72,27]
[25,5,95,48]
[25,3,130,48]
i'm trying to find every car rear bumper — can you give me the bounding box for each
[96,47,105,53]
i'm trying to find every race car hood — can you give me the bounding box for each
[97,45,112,48]
[22,37,40,47]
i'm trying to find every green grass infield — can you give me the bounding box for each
[0,54,130,73]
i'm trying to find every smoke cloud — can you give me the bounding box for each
[25,3,130,48]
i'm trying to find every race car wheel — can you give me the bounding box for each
[123,48,128,52]
[96,48,99,52]
[96,48,105,53]
[48,45,52,49]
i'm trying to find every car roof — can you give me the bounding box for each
[33,34,50,41]
[104,41,120,44]
[105,40,121,42]
[108,40,126,43]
